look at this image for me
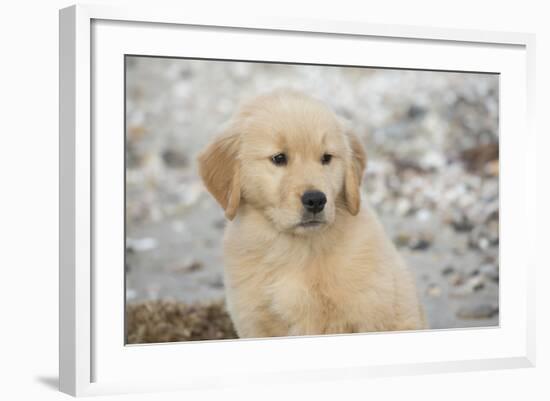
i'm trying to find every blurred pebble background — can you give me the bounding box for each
[125,56,499,342]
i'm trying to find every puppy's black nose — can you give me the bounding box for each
[301,190,327,214]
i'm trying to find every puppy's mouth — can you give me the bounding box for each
[296,220,326,229]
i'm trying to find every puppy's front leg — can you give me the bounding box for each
[230,306,289,339]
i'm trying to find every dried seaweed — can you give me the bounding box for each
[126,300,238,344]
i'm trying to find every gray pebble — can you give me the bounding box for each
[213,219,226,229]
[410,238,431,251]
[162,149,188,168]
[441,265,455,276]
[426,283,442,297]
[456,304,498,319]
[479,264,499,281]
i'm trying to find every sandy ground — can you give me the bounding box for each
[125,57,499,336]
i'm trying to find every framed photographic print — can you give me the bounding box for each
[59,4,536,397]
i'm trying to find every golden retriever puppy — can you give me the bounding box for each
[198,89,426,338]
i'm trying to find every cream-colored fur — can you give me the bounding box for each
[198,90,427,338]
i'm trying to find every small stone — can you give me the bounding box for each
[452,242,467,255]
[468,275,486,292]
[456,304,498,319]
[467,229,492,250]
[394,233,410,247]
[395,198,411,216]
[126,288,137,301]
[166,259,204,273]
[441,265,455,276]
[179,182,203,208]
[173,81,191,98]
[450,275,485,296]
[419,151,446,170]
[410,238,431,251]
[186,261,204,272]
[450,287,470,298]
[479,264,499,281]
[208,275,224,289]
[128,124,146,141]
[426,284,441,297]
[415,209,432,222]
[478,237,490,250]
[172,220,188,233]
[449,273,465,286]
[472,281,485,292]
[213,219,226,229]
[451,215,474,232]
[126,237,158,252]
[203,238,215,248]
[407,104,427,119]
[460,143,498,172]
[162,149,188,168]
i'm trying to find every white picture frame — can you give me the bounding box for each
[59,3,536,397]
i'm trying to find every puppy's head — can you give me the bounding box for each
[198,90,366,235]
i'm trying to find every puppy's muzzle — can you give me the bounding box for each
[301,190,327,214]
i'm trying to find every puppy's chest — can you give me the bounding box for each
[266,259,359,329]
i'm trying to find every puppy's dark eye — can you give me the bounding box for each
[271,153,288,166]
[321,153,333,165]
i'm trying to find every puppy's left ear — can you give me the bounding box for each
[198,125,241,220]
[344,131,367,216]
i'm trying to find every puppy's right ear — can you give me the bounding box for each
[198,125,241,220]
